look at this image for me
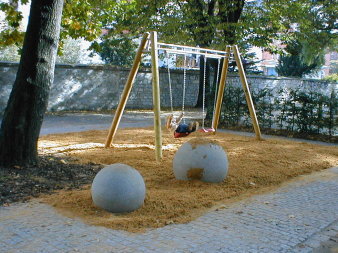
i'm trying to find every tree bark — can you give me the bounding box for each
[218,0,245,44]
[197,0,245,121]
[0,0,64,167]
[196,57,217,109]
[188,0,214,108]
[194,0,245,109]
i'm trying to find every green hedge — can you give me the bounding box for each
[217,84,337,137]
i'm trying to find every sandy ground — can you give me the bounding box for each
[38,126,338,232]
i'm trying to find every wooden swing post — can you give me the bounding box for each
[212,46,231,131]
[232,45,262,140]
[150,31,163,161]
[105,33,149,148]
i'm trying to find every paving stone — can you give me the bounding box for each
[1,167,337,252]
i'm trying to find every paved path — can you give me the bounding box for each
[1,167,337,253]
[40,112,155,136]
[1,112,337,252]
[39,111,209,136]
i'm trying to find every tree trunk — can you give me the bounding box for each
[0,0,64,167]
[199,0,245,121]
[194,0,245,111]
[196,57,218,110]
[205,58,221,121]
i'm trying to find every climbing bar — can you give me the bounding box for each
[157,42,229,56]
[156,48,226,59]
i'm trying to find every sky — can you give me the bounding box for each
[19,1,30,30]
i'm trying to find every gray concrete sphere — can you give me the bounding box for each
[91,163,146,213]
[173,138,228,183]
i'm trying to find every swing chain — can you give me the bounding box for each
[213,58,221,119]
[182,54,187,123]
[165,51,174,113]
[202,55,207,129]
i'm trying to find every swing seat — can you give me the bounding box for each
[174,132,190,138]
[198,127,215,133]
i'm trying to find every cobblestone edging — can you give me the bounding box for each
[0,167,337,252]
[295,220,338,253]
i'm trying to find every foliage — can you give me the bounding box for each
[0,45,21,62]
[323,74,338,82]
[94,34,138,66]
[89,1,254,67]
[276,54,319,77]
[263,0,338,62]
[55,37,84,64]
[276,40,323,77]
[0,0,25,47]
[0,0,113,49]
[330,60,338,74]
[56,37,102,64]
[1,0,336,69]
[96,0,283,51]
[228,44,262,74]
[1,0,337,57]
[219,84,246,126]
[215,80,337,137]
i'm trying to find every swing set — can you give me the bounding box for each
[105,32,262,161]
[165,47,219,138]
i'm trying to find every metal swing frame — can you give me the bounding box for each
[105,32,262,161]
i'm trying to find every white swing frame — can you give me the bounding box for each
[105,32,262,161]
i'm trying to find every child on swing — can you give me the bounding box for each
[166,112,199,138]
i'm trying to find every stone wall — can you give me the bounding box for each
[0,62,336,114]
[226,75,337,97]
[0,62,199,113]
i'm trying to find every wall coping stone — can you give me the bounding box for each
[0,61,334,84]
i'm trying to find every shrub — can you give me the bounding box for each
[215,83,337,138]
